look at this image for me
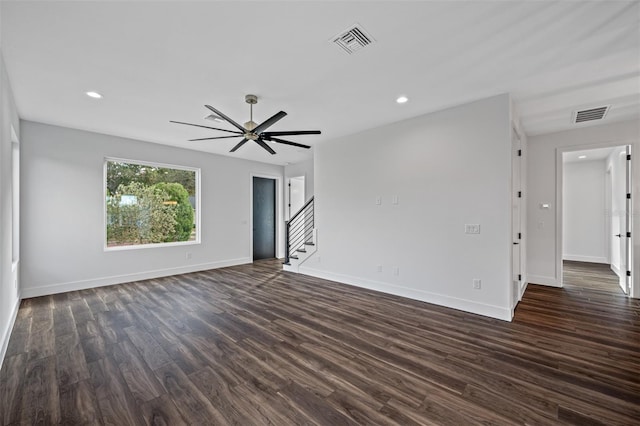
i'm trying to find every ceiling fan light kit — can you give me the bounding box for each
[171,94,320,155]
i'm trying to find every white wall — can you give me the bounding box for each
[527,120,640,298]
[0,49,21,370]
[20,121,284,297]
[302,94,514,321]
[562,159,607,263]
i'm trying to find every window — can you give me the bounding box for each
[105,158,200,249]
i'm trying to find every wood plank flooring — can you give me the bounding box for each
[563,260,624,294]
[1,259,639,425]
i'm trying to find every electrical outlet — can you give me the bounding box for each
[377,265,383,272]
[473,279,481,289]
[375,196,382,205]
[392,195,399,205]
[393,267,399,276]
[186,252,192,260]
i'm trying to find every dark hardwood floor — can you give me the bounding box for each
[1,259,639,425]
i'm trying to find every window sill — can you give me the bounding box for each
[104,239,201,252]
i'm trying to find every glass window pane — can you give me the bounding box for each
[105,159,199,248]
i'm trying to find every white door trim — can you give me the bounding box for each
[556,140,635,296]
[511,128,523,307]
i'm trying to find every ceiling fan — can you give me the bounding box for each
[171,94,321,155]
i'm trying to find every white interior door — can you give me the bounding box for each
[288,176,305,219]
[512,132,522,304]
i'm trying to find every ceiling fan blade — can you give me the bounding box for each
[204,105,246,133]
[255,138,276,155]
[253,111,287,134]
[170,120,243,134]
[263,136,311,149]
[262,130,321,136]
[188,135,243,141]
[230,138,249,152]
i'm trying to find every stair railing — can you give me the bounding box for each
[284,196,314,265]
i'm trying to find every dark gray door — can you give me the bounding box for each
[253,177,276,260]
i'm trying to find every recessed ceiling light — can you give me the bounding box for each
[578,155,587,159]
[86,91,103,99]
[204,114,224,123]
[396,96,408,104]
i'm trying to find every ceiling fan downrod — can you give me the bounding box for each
[244,94,258,137]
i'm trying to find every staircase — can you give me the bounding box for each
[283,197,316,273]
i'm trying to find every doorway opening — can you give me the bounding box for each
[252,176,276,261]
[288,176,305,220]
[560,145,632,295]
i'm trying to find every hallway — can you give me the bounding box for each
[563,260,624,295]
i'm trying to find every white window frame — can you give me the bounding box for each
[104,157,201,251]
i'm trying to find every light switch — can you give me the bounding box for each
[392,195,399,205]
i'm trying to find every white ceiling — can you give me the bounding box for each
[2,1,639,166]
[563,146,627,163]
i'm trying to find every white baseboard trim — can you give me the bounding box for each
[298,267,513,322]
[611,263,621,277]
[527,274,561,287]
[0,295,21,372]
[282,263,296,273]
[519,280,529,300]
[21,258,251,299]
[563,255,608,264]
[510,279,529,317]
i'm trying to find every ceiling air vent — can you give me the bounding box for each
[573,106,609,123]
[331,24,375,54]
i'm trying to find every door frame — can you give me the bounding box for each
[511,127,523,307]
[555,140,635,297]
[623,144,632,294]
[250,173,283,260]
